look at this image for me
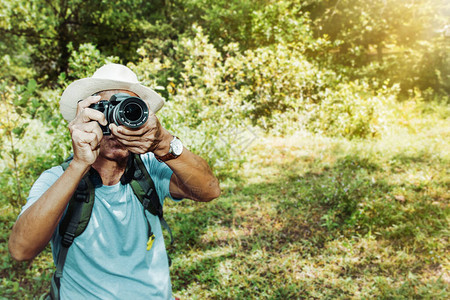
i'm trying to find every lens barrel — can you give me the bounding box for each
[111,96,149,128]
[88,93,150,135]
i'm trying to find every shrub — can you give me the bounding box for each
[306,81,398,138]
[131,25,398,181]
[66,43,120,81]
[132,27,252,179]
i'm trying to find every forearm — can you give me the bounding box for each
[166,147,220,201]
[108,117,220,201]
[9,161,89,261]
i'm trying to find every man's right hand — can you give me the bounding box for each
[68,95,107,167]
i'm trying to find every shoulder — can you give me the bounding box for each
[139,152,156,165]
[32,165,64,188]
[20,165,64,215]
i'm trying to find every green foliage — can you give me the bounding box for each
[304,0,450,98]
[0,78,70,208]
[1,214,53,298]
[306,81,398,138]
[66,43,121,80]
[0,0,167,82]
[141,25,393,139]
[352,36,450,99]
[133,27,252,179]
[190,0,258,49]
[1,0,449,298]
[134,25,387,180]
[0,81,38,207]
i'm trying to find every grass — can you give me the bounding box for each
[166,107,449,299]
[1,101,449,299]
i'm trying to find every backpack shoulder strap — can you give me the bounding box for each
[129,154,174,247]
[129,154,161,215]
[50,157,98,300]
[59,163,98,240]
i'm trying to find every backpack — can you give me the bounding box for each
[48,153,173,300]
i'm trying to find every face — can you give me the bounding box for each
[95,89,140,162]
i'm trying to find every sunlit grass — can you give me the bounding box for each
[167,102,449,298]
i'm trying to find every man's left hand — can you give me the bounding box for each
[109,111,171,155]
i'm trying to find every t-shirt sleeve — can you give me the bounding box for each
[19,166,64,216]
[140,153,183,205]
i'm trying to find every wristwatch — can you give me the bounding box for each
[154,136,183,162]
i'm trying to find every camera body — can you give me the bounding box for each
[89,93,149,135]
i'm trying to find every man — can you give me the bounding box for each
[8,63,221,299]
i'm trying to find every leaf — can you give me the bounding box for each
[27,79,37,92]
[394,195,406,203]
[12,127,25,137]
[31,98,40,108]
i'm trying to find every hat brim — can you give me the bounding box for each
[60,78,165,122]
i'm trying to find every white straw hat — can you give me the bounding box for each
[60,63,164,122]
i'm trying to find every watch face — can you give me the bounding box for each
[171,138,183,156]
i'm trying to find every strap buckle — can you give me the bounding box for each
[75,191,89,203]
[61,231,75,248]
[143,188,163,217]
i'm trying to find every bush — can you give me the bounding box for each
[132,27,252,180]
[306,81,397,138]
[351,37,450,100]
[134,25,396,144]
[66,43,120,81]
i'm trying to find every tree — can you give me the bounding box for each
[0,0,167,83]
[303,0,443,64]
[300,0,449,96]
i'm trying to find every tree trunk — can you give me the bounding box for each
[376,43,383,63]
[56,0,70,77]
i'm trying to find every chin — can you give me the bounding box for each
[100,150,130,163]
[99,137,130,161]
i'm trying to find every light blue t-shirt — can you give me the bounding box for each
[21,153,180,299]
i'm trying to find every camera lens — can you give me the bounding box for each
[123,103,142,121]
[112,97,149,128]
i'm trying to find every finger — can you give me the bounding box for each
[111,137,145,147]
[75,96,108,125]
[111,113,159,137]
[84,133,100,151]
[110,124,147,137]
[89,134,101,151]
[71,124,103,150]
[109,124,154,141]
[72,120,103,135]
[125,147,146,154]
[73,107,107,126]
[73,131,98,148]
[89,121,104,141]
[74,128,101,150]
[77,95,102,110]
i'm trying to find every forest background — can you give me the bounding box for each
[0,0,449,298]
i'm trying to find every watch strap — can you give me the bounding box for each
[154,152,178,162]
[154,136,182,162]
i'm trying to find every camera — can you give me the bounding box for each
[89,93,149,135]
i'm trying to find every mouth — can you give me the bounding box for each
[103,135,126,149]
